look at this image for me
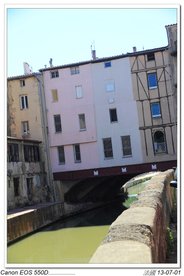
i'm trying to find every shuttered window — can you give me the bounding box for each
[51,89,58,102]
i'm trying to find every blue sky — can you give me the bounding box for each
[7,8,177,77]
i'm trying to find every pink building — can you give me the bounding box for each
[40,62,99,180]
[40,52,144,182]
[40,48,176,182]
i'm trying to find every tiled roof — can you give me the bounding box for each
[39,46,168,72]
[7,72,41,80]
[7,46,168,77]
[165,23,177,27]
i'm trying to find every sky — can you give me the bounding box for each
[7,7,177,77]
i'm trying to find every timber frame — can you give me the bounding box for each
[130,47,177,163]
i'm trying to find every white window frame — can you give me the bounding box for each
[105,80,115,92]
[20,95,28,109]
[20,79,25,87]
[22,121,29,135]
[70,66,80,75]
[73,144,81,163]
[78,114,86,131]
[75,85,83,99]
[50,70,59,78]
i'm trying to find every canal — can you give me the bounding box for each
[7,199,126,264]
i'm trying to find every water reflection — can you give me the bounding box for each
[44,199,126,231]
[8,199,126,264]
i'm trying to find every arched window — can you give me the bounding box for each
[153,130,167,153]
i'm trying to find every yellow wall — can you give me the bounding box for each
[8,76,43,141]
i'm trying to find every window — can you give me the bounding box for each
[51,89,58,102]
[75,85,83,99]
[22,121,29,135]
[103,138,113,158]
[109,108,118,123]
[121,136,132,156]
[70,66,80,75]
[20,79,25,87]
[105,80,115,92]
[8,143,19,162]
[13,177,20,197]
[26,178,33,200]
[20,95,28,109]
[104,61,111,68]
[147,72,157,89]
[73,144,81,163]
[54,114,62,132]
[153,130,167,153]
[147,53,155,61]
[51,70,59,78]
[58,146,65,164]
[78,114,86,130]
[151,102,161,118]
[24,145,40,162]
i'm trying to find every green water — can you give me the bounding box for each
[8,200,125,264]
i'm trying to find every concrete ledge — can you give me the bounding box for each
[90,240,152,264]
[90,169,175,264]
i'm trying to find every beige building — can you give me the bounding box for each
[130,46,177,168]
[7,137,49,210]
[7,73,54,208]
[8,73,45,140]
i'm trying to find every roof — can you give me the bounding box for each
[165,23,177,27]
[7,72,41,81]
[7,46,168,77]
[39,46,168,72]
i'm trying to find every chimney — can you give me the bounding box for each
[92,49,96,60]
[49,58,53,67]
[23,62,32,75]
[133,46,137,52]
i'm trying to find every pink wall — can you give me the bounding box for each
[43,64,99,172]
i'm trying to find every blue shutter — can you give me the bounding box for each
[148,73,157,89]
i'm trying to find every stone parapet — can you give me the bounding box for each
[90,169,175,264]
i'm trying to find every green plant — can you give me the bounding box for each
[166,227,174,253]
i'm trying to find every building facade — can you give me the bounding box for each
[7,137,49,210]
[7,73,54,207]
[41,44,177,182]
[91,56,143,172]
[41,56,143,180]
[7,26,177,200]
[130,46,177,169]
[40,62,99,181]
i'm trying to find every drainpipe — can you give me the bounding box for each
[33,73,56,202]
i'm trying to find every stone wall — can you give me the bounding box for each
[90,169,175,264]
[7,201,102,244]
